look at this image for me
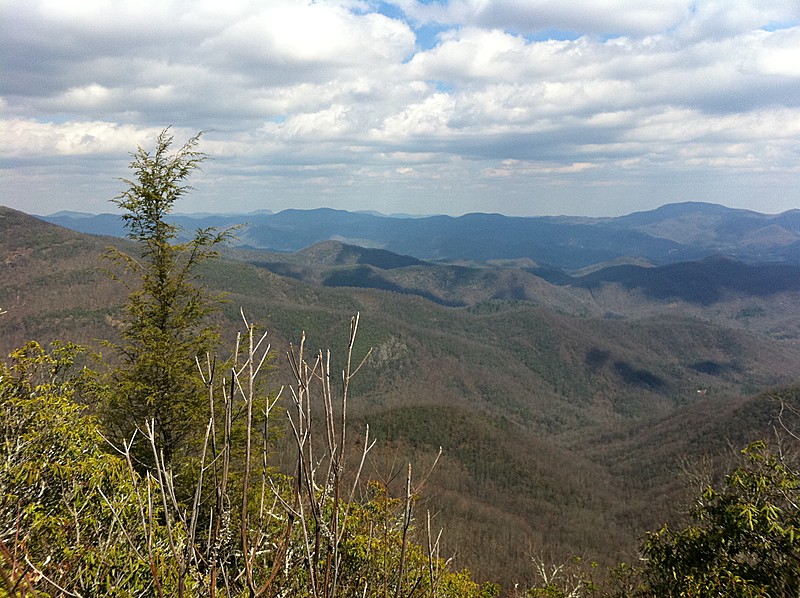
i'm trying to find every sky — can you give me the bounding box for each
[1,0,799,217]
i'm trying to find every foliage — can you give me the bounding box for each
[0,341,177,597]
[103,128,231,466]
[636,440,800,597]
[517,440,800,598]
[0,319,489,597]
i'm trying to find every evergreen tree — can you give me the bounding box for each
[104,128,229,467]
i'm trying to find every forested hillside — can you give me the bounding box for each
[4,200,800,595]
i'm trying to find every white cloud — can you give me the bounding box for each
[395,0,691,35]
[202,1,415,83]
[378,93,456,140]
[1,0,799,217]
[0,119,164,158]
[674,0,800,40]
[482,159,597,177]
[395,0,798,38]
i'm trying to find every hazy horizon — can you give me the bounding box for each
[23,199,797,221]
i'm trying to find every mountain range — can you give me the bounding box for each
[43,201,800,270]
[5,202,800,588]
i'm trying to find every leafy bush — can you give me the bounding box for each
[0,342,176,596]
[518,439,800,598]
[639,440,800,597]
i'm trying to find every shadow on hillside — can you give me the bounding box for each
[542,257,800,305]
[323,266,466,307]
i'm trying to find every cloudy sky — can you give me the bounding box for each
[2,0,799,217]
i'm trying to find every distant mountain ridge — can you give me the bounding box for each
[536,255,800,306]
[214,237,799,312]
[42,201,800,270]
[609,201,800,251]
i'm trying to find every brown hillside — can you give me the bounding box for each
[3,205,800,589]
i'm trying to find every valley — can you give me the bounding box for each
[3,203,800,589]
